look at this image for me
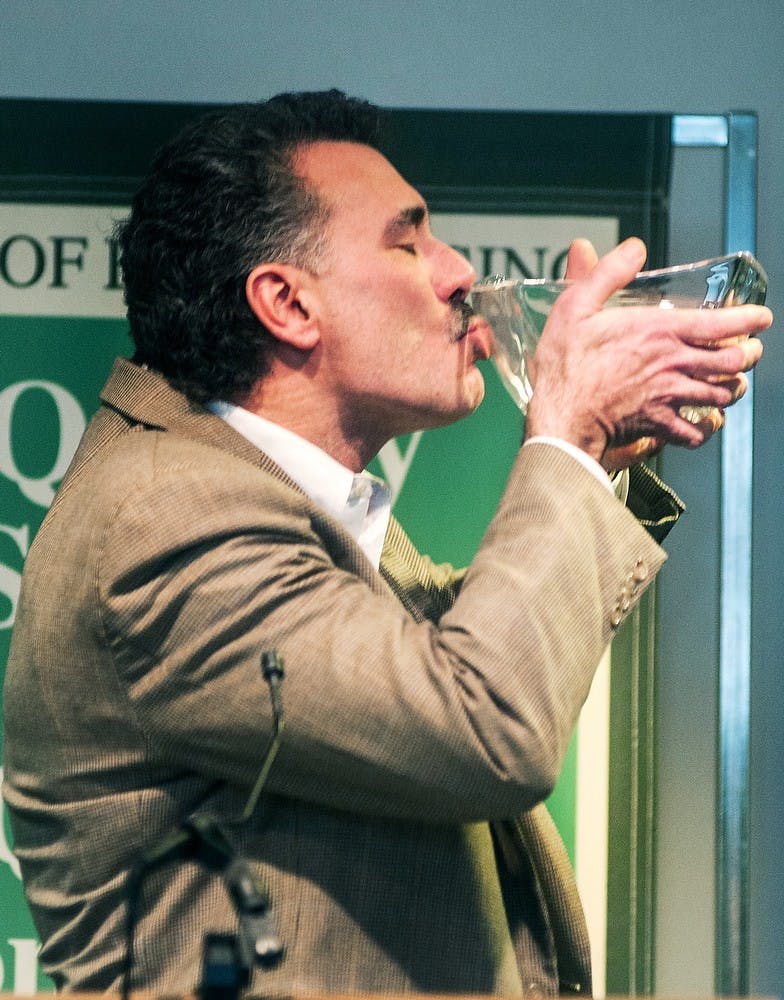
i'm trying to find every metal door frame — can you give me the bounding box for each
[672,112,758,996]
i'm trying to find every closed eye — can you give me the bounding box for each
[385,204,427,254]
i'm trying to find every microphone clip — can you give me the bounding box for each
[181,815,285,976]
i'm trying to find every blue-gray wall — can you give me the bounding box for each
[3,1,783,994]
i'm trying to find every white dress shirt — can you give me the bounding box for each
[207,401,392,569]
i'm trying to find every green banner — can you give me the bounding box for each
[0,313,132,991]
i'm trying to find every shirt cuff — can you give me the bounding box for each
[522,435,620,497]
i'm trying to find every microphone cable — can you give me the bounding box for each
[238,650,285,823]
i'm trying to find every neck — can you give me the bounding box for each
[238,378,383,474]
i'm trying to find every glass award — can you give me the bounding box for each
[471,251,768,419]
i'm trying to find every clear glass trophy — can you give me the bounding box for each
[470,251,768,420]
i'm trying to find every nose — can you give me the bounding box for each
[432,239,476,303]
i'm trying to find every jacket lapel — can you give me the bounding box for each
[379,518,465,624]
[497,806,593,994]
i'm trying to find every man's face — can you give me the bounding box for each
[298,141,489,446]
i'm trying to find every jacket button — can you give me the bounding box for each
[633,558,649,582]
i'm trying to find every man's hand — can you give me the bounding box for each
[560,240,665,470]
[524,237,770,467]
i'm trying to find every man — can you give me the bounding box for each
[2,91,769,995]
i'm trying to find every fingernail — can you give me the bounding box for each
[620,237,646,261]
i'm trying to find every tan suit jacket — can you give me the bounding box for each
[2,358,679,996]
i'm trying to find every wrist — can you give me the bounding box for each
[524,395,608,464]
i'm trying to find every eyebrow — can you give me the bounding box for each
[383,204,427,242]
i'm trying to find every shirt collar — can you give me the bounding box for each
[207,401,391,569]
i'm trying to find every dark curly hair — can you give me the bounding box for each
[116,90,382,404]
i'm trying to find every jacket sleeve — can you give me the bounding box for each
[95,437,667,824]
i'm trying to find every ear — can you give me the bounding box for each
[245,264,320,351]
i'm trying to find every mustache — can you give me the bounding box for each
[449,296,474,341]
